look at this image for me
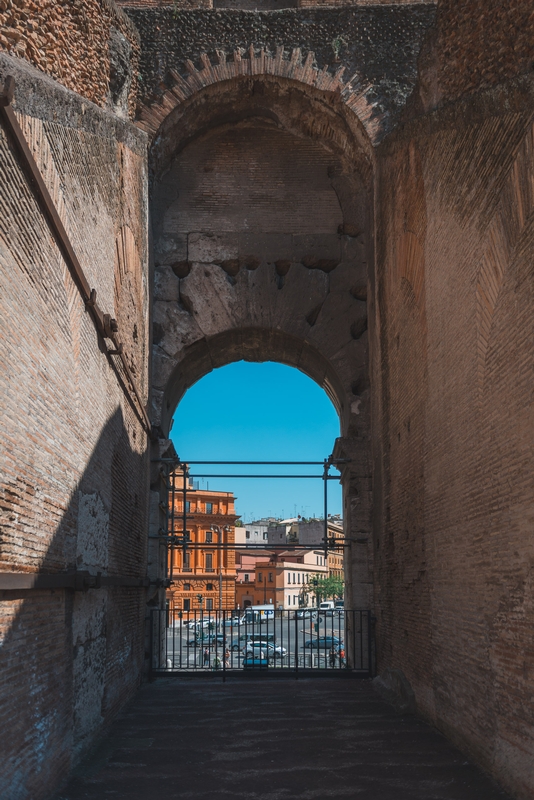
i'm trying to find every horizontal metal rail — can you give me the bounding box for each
[0,76,150,434]
[153,460,350,465]
[187,474,341,479]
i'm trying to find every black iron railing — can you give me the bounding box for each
[150,608,373,678]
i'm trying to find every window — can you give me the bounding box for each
[185,501,191,513]
[298,574,301,584]
[205,553,213,570]
[258,572,263,582]
[206,583,214,590]
[294,595,298,606]
[183,552,191,569]
[254,530,259,536]
[206,598,213,610]
[183,599,190,611]
[268,573,273,583]
[184,530,191,542]
[244,573,250,583]
[293,573,296,583]
[183,583,191,591]
[287,573,291,584]
[246,531,250,539]
[263,532,267,540]
[205,530,212,543]
[206,503,213,513]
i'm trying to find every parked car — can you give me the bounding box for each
[187,618,215,630]
[231,632,276,650]
[222,617,241,627]
[244,641,286,659]
[198,633,226,646]
[303,636,343,649]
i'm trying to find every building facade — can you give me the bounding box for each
[249,552,328,610]
[235,517,279,546]
[167,470,237,612]
[235,547,274,609]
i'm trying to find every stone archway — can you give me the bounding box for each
[148,71,375,610]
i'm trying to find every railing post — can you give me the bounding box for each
[294,610,299,679]
[222,610,226,683]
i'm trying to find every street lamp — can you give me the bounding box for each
[211,525,231,617]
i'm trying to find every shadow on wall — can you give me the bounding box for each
[0,408,149,800]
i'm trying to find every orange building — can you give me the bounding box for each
[167,469,237,612]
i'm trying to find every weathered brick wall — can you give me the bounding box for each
[374,71,534,800]
[414,0,534,111]
[0,53,149,799]
[436,0,534,101]
[0,0,140,117]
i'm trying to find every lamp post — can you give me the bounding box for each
[211,524,231,617]
[197,593,203,634]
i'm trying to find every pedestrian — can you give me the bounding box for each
[203,647,210,667]
[224,648,230,668]
[339,647,345,667]
[329,646,337,668]
[213,655,221,670]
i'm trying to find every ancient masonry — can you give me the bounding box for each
[1,1,534,799]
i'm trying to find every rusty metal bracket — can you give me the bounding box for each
[0,570,150,592]
[0,76,151,434]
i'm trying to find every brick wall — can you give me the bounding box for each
[374,72,534,800]
[0,53,149,799]
[0,0,139,117]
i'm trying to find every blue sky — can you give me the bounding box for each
[170,361,342,523]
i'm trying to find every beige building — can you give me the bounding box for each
[250,551,328,610]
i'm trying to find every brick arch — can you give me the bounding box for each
[148,58,375,609]
[160,327,346,437]
[136,45,383,147]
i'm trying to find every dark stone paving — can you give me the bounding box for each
[56,677,511,800]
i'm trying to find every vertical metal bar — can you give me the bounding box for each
[169,466,175,585]
[367,610,373,677]
[294,609,299,678]
[149,609,154,679]
[182,463,188,564]
[323,459,329,562]
[359,611,365,669]
[218,529,223,617]
[222,609,226,682]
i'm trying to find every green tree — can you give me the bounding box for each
[310,574,344,604]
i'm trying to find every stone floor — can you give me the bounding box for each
[56,676,511,800]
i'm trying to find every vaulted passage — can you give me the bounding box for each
[2,2,534,799]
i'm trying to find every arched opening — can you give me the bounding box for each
[149,73,375,656]
[167,360,343,626]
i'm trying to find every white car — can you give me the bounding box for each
[244,641,287,659]
[187,618,215,630]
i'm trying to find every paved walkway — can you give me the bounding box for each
[56,677,511,800]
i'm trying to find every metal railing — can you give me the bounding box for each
[150,608,373,678]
